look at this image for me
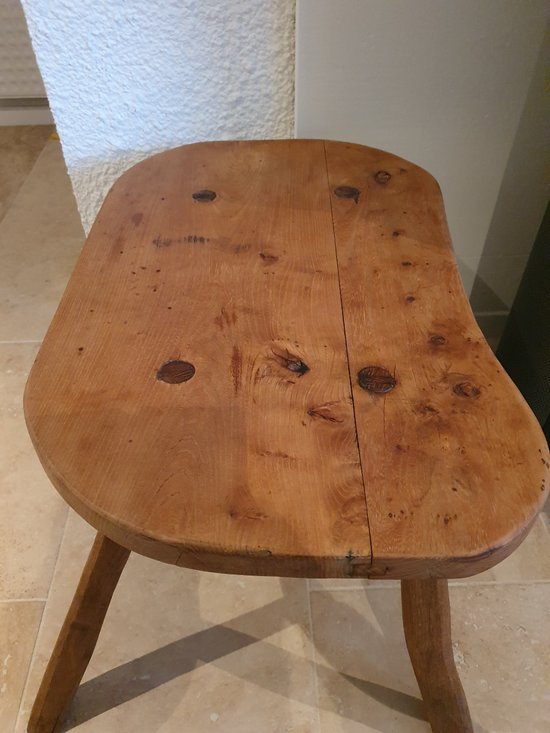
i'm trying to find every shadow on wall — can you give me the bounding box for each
[465,31,549,349]
[456,257,507,351]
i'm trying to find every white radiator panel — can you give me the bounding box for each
[0,0,45,98]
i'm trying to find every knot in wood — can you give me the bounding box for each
[374,170,392,185]
[192,189,216,202]
[334,185,360,203]
[429,333,447,346]
[357,366,396,394]
[286,359,309,375]
[271,348,310,376]
[453,381,480,399]
[156,360,195,384]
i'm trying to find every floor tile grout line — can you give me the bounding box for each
[308,584,398,592]
[449,578,550,587]
[0,598,47,604]
[0,340,42,345]
[13,507,71,732]
[10,600,48,733]
[306,578,322,733]
[307,578,550,592]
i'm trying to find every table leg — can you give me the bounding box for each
[28,532,130,733]
[401,578,473,733]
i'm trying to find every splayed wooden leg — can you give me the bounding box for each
[401,578,473,733]
[28,533,130,733]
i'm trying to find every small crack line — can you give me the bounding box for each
[322,140,374,568]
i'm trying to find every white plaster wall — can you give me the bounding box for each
[296,0,548,304]
[21,0,295,232]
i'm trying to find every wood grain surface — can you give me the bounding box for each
[324,140,549,577]
[24,140,550,578]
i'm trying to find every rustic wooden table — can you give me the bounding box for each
[24,140,549,733]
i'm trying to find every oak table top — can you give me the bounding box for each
[24,140,550,580]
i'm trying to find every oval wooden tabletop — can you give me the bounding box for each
[24,140,549,579]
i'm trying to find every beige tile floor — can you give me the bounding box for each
[0,127,53,227]
[1,128,549,733]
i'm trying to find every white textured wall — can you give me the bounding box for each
[296,0,548,305]
[21,0,295,232]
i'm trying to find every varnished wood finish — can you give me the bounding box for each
[28,534,129,733]
[324,140,549,577]
[24,140,550,578]
[24,141,370,577]
[401,579,473,733]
